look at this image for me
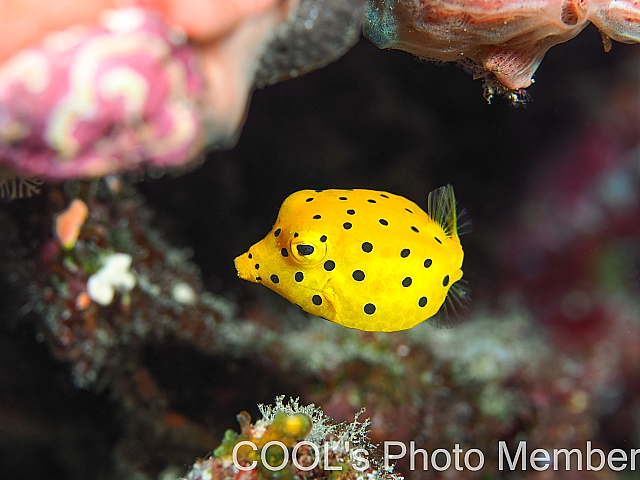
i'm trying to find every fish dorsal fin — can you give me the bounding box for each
[427,184,472,237]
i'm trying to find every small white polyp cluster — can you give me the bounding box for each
[87,252,136,306]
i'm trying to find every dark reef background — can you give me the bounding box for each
[2,26,640,480]
[140,25,629,303]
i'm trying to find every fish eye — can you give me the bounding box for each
[296,244,315,256]
[290,234,328,266]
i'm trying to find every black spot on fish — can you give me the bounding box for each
[364,303,376,314]
[255,264,260,269]
[297,245,314,256]
[339,197,347,200]
[435,237,442,244]
[313,214,321,219]
[347,209,355,215]
[315,190,323,193]
[362,242,373,253]
[281,248,288,257]
[443,275,449,287]
[248,253,252,259]
[402,277,412,287]
[418,296,427,307]
[256,276,262,281]
[380,194,389,198]
[379,219,388,226]
[343,222,352,230]
[306,197,314,202]
[368,199,376,203]
[352,270,365,281]
[411,226,419,233]
[312,295,322,305]
[295,272,304,282]
[406,208,413,213]
[401,249,410,258]
[320,235,327,242]
[294,232,299,238]
[274,228,281,237]
[270,274,279,284]
[324,260,335,271]
[424,259,432,268]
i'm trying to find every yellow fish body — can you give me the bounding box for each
[234,185,469,332]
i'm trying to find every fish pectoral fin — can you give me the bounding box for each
[319,278,342,324]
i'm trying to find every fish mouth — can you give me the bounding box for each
[234,252,256,282]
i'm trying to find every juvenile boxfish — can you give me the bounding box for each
[234,185,470,331]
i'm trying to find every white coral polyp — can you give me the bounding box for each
[87,253,136,306]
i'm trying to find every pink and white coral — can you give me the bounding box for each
[0,8,204,180]
[365,0,640,92]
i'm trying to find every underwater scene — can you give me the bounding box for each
[1,0,640,479]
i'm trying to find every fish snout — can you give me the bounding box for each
[234,252,255,282]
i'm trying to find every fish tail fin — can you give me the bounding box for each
[427,184,472,237]
[428,280,471,328]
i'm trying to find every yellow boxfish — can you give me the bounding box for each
[234,185,470,332]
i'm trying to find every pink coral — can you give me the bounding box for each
[0,1,365,180]
[0,8,205,180]
[365,0,640,91]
